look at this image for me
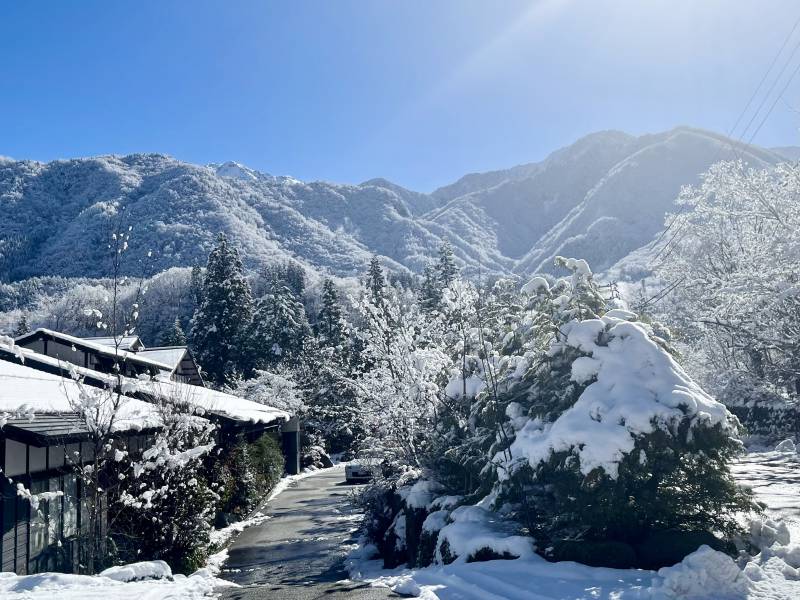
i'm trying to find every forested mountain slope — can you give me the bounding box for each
[0,127,787,282]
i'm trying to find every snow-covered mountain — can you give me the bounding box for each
[428,127,783,277]
[0,127,787,282]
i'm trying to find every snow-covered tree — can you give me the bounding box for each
[657,160,800,427]
[189,234,253,385]
[248,282,312,369]
[484,258,756,548]
[160,316,187,346]
[419,264,441,313]
[114,404,217,573]
[436,240,458,287]
[366,256,387,307]
[11,314,29,337]
[229,365,305,415]
[356,285,450,467]
[315,278,347,349]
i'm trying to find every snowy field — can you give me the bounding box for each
[345,449,800,600]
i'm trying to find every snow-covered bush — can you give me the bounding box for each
[112,407,218,574]
[485,259,756,557]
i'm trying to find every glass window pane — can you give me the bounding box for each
[48,477,62,545]
[63,475,78,538]
[48,446,65,469]
[29,480,48,558]
[29,446,47,473]
[4,440,27,476]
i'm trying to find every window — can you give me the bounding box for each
[4,440,26,476]
[48,477,62,545]
[63,475,78,538]
[29,446,46,473]
[29,480,48,559]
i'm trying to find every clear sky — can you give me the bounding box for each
[2,0,800,191]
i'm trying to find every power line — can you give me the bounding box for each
[648,11,800,270]
[729,15,800,142]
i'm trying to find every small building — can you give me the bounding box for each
[0,357,162,575]
[1,330,300,576]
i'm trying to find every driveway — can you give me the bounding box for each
[218,465,399,600]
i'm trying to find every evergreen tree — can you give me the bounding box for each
[249,283,313,369]
[284,263,306,298]
[316,279,347,348]
[419,264,441,313]
[436,240,458,287]
[190,265,204,306]
[486,258,755,549]
[366,256,386,306]
[12,314,30,337]
[189,234,253,386]
[160,317,187,347]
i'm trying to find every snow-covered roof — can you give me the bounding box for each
[134,377,290,425]
[2,335,288,427]
[0,358,162,433]
[16,329,173,371]
[137,347,188,370]
[1,338,287,427]
[83,335,144,352]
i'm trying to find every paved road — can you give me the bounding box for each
[218,466,399,600]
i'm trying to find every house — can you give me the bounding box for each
[14,329,300,473]
[1,330,300,576]
[0,356,162,575]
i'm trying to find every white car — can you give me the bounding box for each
[345,451,381,483]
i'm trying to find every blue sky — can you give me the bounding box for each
[2,1,800,191]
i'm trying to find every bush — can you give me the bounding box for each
[248,434,285,494]
[208,433,286,526]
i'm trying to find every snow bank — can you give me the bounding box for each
[98,560,171,582]
[650,545,749,599]
[208,512,271,550]
[748,516,791,551]
[435,506,534,564]
[503,315,733,478]
[0,563,230,599]
[775,438,796,453]
[399,480,444,510]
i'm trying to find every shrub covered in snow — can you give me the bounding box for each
[485,259,756,556]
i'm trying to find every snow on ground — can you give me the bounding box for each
[346,450,800,599]
[733,448,800,542]
[349,542,800,599]
[0,561,232,599]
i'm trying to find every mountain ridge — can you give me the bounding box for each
[0,127,788,284]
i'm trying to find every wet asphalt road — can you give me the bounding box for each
[217,466,399,600]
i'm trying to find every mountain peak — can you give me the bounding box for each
[210,161,262,181]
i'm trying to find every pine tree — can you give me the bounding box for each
[436,240,458,287]
[316,279,347,349]
[487,258,755,550]
[249,283,312,369]
[419,264,441,313]
[190,265,204,306]
[160,317,187,347]
[12,314,30,337]
[189,234,253,385]
[366,256,386,306]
